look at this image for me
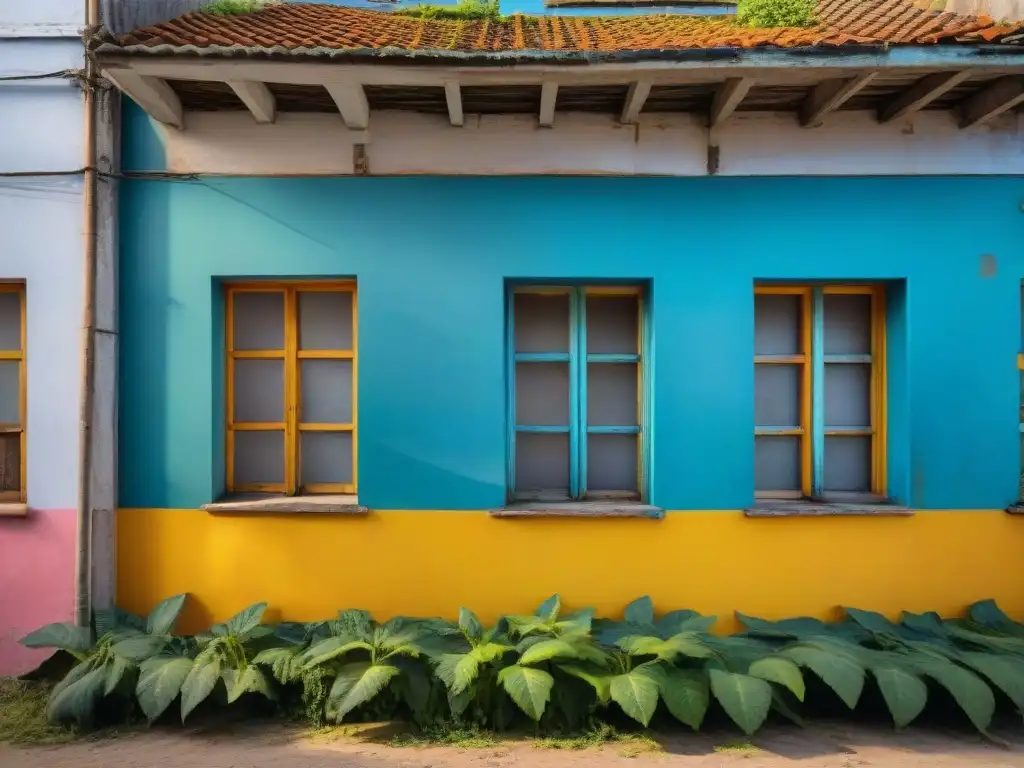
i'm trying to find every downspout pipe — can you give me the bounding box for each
[75,0,101,630]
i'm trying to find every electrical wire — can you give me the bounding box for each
[0,168,203,182]
[0,69,84,83]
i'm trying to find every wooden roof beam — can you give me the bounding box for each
[326,81,370,130]
[958,76,1024,129]
[709,77,753,127]
[800,72,878,127]
[539,81,558,128]
[228,80,276,124]
[620,80,651,125]
[444,80,464,127]
[103,70,182,129]
[877,70,970,123]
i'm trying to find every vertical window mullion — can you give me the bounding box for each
[225,288,236,492]
[571,288,585,499]
[870,287,885,496]
[506,293,517,496]
[811,287,825,498]
[800,289,813,498]
[284,288,298,495]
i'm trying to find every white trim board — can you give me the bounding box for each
[150,109,1024,177]
[0,22,82,38]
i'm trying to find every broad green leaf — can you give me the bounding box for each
[911,655,995,733]
[498,665,554,721]
[471,641,514,664]
[619,633,712,662]
[844,607,900,636]
[146,594,188,636]
[749,656,805,701]
[180,658,222,722]
[771,690,806,727]
[94,607,144,638]
[960,652,1024,711]
[709,669,772,736]
[435,653,480,695]
[558,663,612,703]
[20,622,92,652]
[536,594,560,622]
[659,667,709,731]
[871,664,927,728]
[736,613,833,640]
[302,637,373,669]
[252,646,302,683]
[610,668,661,726]
[47,666,106,726]
[504,615,547,637]
[136,656,193,722]
[112,635,167,661]
[946,625,1024,655]
[49,659,96,705]
[326,662,400,722]
[458,608,483,643]
[656,610,711,637]
[392,657,431,719]
[223,602,267,638]
[519,638,579,666]
[624,596,655,626]
[968,600,1022,635]
[901,611,947,638]
[557,608,596,634]
[223,665,275,704]
[448,685,473,717]
[104,655,134,696]
[781,644,865,709]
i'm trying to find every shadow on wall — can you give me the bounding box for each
[102,0,207,34]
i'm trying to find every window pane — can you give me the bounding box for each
[514,294,569,354]
[299,291,353,351]
[586,295,638,355]
[587,433,637,492]
[516,362,569,426]
[0,361,20,424]
[588,363,637,426]
[755,364,800,427]
[824,436,871,492]
[755,294,801,356]
[300,359,353,424]
[234,430,284,484]
[515,432,569,495]
[0,433,19,492]
[824,294,871,355]
[301,431,353,485]
[232,291,284,350]
[233,359,283,423]
[755,436,800,491]
[824,364,870,427]
[0,292,20,351]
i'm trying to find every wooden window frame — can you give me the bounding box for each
[0,283,26,503]
[755,284,887,501]
[507,284,649,503]
[225,281,357,496]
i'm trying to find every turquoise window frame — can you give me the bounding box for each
[506,284,651,502]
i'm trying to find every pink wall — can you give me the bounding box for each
[0,509,76,676]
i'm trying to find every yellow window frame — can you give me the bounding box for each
[225,281,357,496]
[0,283,26,503]
[755,284,886,499]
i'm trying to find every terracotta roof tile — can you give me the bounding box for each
[106,0,1023,57]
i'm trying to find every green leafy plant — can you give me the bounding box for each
[201,0,280,16]
[396,0,501,21]
[736,0,817,27]
[20,595,189,726]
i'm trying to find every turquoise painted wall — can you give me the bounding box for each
[119,104,1023,511]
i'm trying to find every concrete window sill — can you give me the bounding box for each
[0,503,29,518]
[202,494,368,516]
[1005,504,1024,515]
[490,502,664,520]
[745,500,913,518]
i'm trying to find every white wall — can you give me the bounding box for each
[0,23,84,510]
[151,108,1024,178]
[0,0,83,35]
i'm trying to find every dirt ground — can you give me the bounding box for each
[6,721,1024,768]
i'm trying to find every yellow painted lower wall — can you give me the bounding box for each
[118,509,1024,634]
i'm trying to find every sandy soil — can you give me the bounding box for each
[5,721,1024,768]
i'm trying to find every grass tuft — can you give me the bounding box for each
[202,0,281,16]
[714,738,760,754]
[388,724,500,748]
[396,0,502,20]
[0,679,76,746]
